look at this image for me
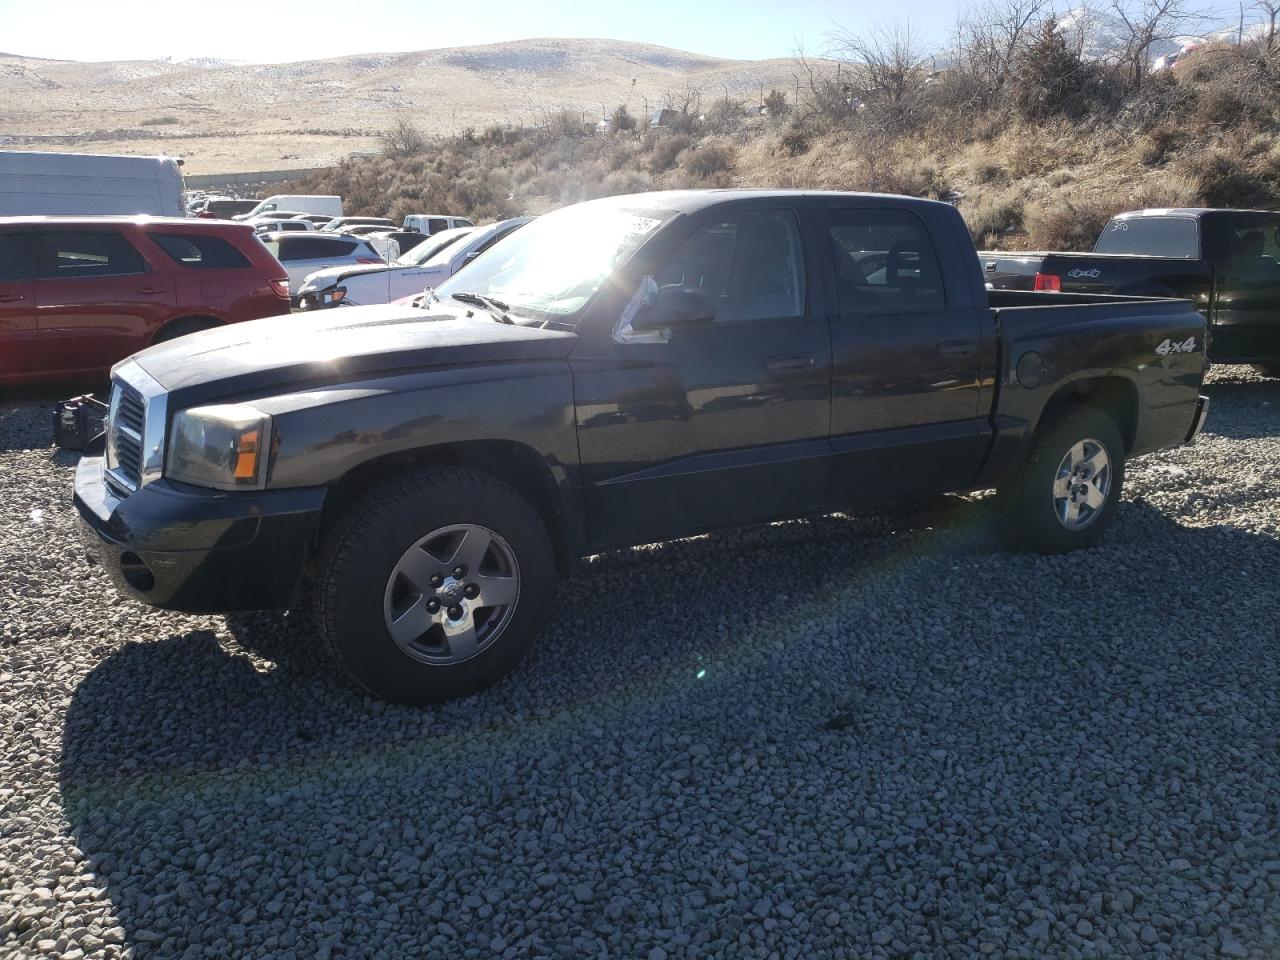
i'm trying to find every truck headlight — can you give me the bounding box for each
[166,404,272,490]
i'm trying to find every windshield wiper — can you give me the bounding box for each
[450,292,514,324]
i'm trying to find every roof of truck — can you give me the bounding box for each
[1114,207,1280,218]
[578,189,948,215]
[0,215,247,228]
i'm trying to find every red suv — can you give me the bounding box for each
[0,217,290,387]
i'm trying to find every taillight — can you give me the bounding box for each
[269,278,290,298]
[356,257,384,265]
[1033,272,1061,292]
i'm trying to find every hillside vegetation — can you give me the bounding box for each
[288,19,1280,251]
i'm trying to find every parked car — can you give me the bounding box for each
[235,195,342,221]
[193,198,259,220]
[339,224,398,236]
[0,216,289,386]
[318,216,396,233]
[257,231,385,296]
[74,190,1209,704]
[290,214,332,226]
[402,214,475,235]
[252,218,316,234]
[1,151,185,217]
[979,207,1280,368]
[296,219,529,310]
[366,230,432,258]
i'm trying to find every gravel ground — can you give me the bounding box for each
[2,368,1278,960]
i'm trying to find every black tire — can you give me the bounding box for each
[154,317,219,343]
[315,467,555,705]
[1253,363,1280,378]
[998,405,1126,554]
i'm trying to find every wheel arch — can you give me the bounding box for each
[1037,374,1139,452]
[151,314,225,344]
[315,440,582,574]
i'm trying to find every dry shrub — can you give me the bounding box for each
[779,124,810,157]
[649,134,692,174]
[1026,200,1114,251]
[1137,126,1186,166]
[683,143,735,179]
[963,189,1025,244]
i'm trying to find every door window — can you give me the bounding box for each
[149,233,253,269]
[1227,213,1280,260]
[655,209,805,323]
[0,232,30,281]
[277,236,355,261]
[33,231,147,279]
[828,209,945,316]
[428,218,448,233]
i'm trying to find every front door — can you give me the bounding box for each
[572,205,832,551]
[823,206,988,503]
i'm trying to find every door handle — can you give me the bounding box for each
[137,286,164,295]
[937,340,978,358]
[763,353,816,372]
[0,294,25,303]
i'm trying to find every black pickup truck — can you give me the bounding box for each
[980,207,1280,369]
[74,190,1209,704]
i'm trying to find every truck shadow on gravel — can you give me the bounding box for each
[58,501,1280,958]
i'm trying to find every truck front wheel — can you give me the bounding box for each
[999,405,1126,553]
[315,467,555,704]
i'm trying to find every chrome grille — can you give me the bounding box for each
[106,382,145,494]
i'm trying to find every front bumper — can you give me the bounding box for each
[1185,394,1210,444]
[73,443,327,613]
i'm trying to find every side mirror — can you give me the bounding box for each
[631,287,716,332]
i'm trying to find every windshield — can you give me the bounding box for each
[1094,216,1199,258]
[434,202,675,322]
[398,229,471,266]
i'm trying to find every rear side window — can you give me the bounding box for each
[0,232,30,281]
[828,208,946,316]
[428,218,448,233]
[1227,213,1280,259]
[33,231,147,279]
[1093,217,1199,258]
[149,233,253,269]
[277,236,355,261]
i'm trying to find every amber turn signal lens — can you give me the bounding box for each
[233,430,260,481]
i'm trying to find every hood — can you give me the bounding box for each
[299,261,443,291]
[128,305,577,405]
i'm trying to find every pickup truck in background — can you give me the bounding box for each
[74,190,1209,704]
[980,207,1280,371]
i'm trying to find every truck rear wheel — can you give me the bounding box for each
[999,405,1126,553]
[315,467,555,704]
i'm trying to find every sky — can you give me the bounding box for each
[0,0,966,63]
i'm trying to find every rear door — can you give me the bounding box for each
[1213,212,1280,360]
[31,227,176,379]
[0,230,38,385]
[275,235,363,291]
[823,205,988,503]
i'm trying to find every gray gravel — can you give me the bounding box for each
[2,367,1279,959]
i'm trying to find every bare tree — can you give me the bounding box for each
[1255,0,1280,52]
[382,115,426,156]
[827,19,930,108]
[1110,0,1199,89]
[957,0,1053,94]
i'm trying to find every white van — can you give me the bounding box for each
[236,195,342,220]
[402,214,474,235]
[0,151,185,216]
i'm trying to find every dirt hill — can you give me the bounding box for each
[0,39,803,174]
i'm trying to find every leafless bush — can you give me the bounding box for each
[383,116,426,156]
